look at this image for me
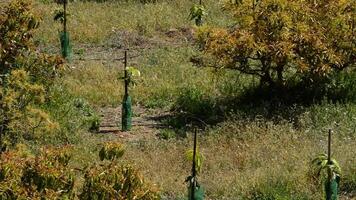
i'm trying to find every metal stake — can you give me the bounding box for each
[190,128,198,200]
[63,0,67,33]
[328,129,331,164]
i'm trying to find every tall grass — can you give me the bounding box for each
[123,121,355,199]
[33,0,230,45]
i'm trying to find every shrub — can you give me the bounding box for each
[0,146,75,199]
[0,0,64,150]
[0,144,161,199]
[157,129,176,140]
[99,142,125,161]
[79,164,160,200]
[173,86,215,118]
[80,142,160,200]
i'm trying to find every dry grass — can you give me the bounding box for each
[32,0,229,45]
[62,61,123,106]
[120,121,356,199]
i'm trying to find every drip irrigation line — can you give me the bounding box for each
[72,53,141,62]
[74,42,188,52]
[58,41,190,62]
[184,115,208,128]
[39,38,191,62]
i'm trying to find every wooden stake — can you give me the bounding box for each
[328,129,331,164]
[124,50,128,96]
[63,0,67,33]
[327,129,332,200]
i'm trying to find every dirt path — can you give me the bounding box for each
[98,106,169,141]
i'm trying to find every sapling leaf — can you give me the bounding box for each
[53,9,69,25]
[311,153,341,182]
[311,154,328,164]
[330,158,341,174]
[189,4,207,21]
[185,149,204,173]
[126,67,141,77]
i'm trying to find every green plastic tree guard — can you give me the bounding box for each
[188,185,204,200]
[60,31,71,60]
[325,176,339,200]
[122,94,132,131]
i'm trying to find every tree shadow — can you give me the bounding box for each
[155,71,356,135]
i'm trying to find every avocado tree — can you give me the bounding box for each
[185,129,204,200]
[190,0,207,26]
[54,0,71,59]
[121,50,141,131]
[311,130,341,200]
[196,0,355,87]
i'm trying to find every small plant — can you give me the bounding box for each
[185,148,204,174]
[99,142,125,161]
[311,130,341,200]
[53,0,71,59]
[312,154,341,180]
[189,4,207,26]
[311,154,341,200]
[53,0,68,25]
[157,129,176,140]
[123,66,141,86]
[53,8,68,25]
[73,98,101,132]
[89,114,101,132]
[185,130,204,200]
[121,50,141,132]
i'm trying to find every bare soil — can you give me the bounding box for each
[98,106,169,141]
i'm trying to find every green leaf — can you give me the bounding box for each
[189,4,207,21]
[311,154,342,181]
[126,67,141,77]
[185,149,204,173]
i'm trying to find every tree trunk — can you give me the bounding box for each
[276,65,285,87]
[260,72,274,87]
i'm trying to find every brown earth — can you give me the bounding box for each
[98,106,170,141]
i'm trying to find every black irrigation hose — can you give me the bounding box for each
[74,41,187,51]
[70,41,189,62]
[184,115,208,128]
[58,39,189,62]
[72,54,141,62]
